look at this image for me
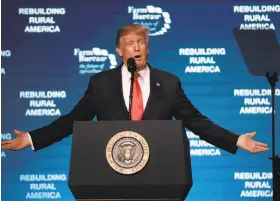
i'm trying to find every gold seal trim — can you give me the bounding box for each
[106,131,149,175]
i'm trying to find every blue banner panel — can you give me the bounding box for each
[2,1,280,201]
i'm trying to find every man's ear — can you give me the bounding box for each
[116,47,123,57]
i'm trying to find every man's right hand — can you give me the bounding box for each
[1,129,31,150]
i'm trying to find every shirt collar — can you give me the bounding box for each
[121,63,149,81]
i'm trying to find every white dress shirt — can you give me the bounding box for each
[121,64,150,110]
[28,64,151,150]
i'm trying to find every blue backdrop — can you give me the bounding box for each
[1,0,280,201]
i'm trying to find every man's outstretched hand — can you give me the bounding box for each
[237,132,269,153]
[1,129,31,150]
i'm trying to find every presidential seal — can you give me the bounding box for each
[106,131,149,175]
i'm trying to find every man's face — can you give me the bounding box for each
[116,32,149,69]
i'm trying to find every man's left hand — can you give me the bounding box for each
[237,132,269,153]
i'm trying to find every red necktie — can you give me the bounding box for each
[131,72,144,120]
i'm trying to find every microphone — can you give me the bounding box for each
[127,57,136,73]
[127,57,136,120]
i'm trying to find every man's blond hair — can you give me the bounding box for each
[116,24,149,47]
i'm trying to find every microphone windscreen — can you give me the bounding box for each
[127,57,136,72]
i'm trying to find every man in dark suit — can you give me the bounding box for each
[2,24,268,154]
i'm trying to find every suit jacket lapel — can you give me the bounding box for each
[142,65,164,120]
[111,63,129,120]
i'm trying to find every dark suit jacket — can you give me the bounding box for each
[30,64,239,153]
